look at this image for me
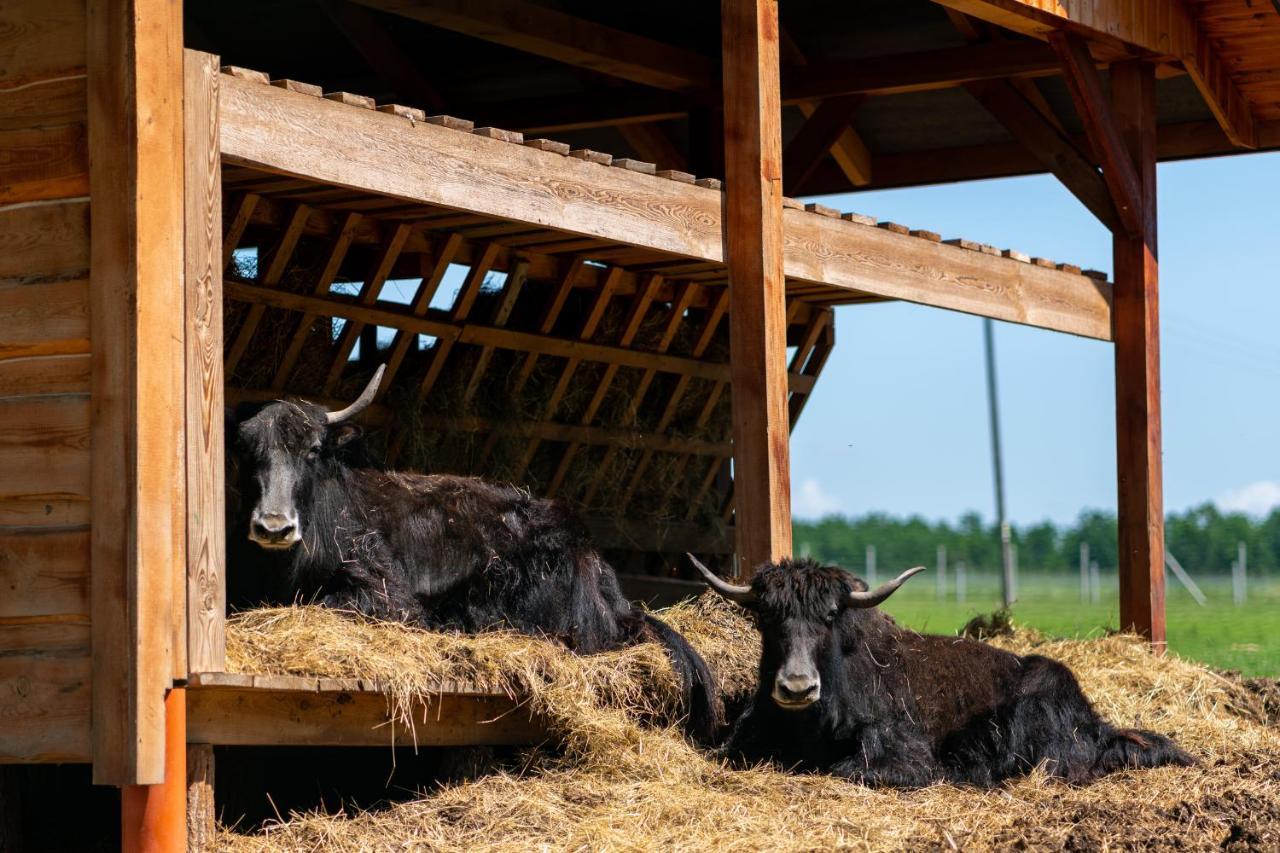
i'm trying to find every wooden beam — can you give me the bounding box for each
[782,94,864,196]
[186,677,544,747]
[931,0,1257,148]
[218,73,1112,339]
[183,51,225,675]
[784,39,1062,101]
[186,744,215,853]
[966,79,1118,230]
[352,0,715,93]
[618,122,688,172]
[780,31,870,189]
[1110,59,1166,650]
[88,0,186,786]
[318,0,447,111]
[722,0,792,574]
[1050,32,1144,238]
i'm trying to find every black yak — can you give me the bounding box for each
[223,365,722,740]
[690,555,1192,787]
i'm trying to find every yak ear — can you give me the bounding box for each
[330,422,363,448]
[849,576,869,592]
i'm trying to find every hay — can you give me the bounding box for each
[220,601,1280,851]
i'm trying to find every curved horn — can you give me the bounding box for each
[845,565,925,609]
[687,553,757,608]
[326,364,386,424]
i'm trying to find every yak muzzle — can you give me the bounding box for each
[772,674,820,709]
[249,511,300,550]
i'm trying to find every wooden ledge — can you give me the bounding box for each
[186,672,546,747]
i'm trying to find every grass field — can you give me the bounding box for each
[878,570,1280,677]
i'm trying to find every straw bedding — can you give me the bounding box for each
[220,597,1280,851]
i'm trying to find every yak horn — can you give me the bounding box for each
[326,364,386,424]
[687,553,757,607]
[845,565,925,609]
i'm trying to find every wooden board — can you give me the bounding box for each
[0,621,91,763]
[186,681,545,748]
[184,50,226,676]
[87,0,185,786]
[0,396,90,505]
[721,0,792,574]
[218,73,1113,340]
[0,201,89,280]
[0,528,89,618]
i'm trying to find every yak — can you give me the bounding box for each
[224,365,722,741]
[690,555,1192,788]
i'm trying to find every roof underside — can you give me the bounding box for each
[187,0,1280,196]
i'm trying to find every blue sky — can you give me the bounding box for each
[790,152,1280,525]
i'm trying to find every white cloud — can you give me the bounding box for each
[1216,480,1280,516]
[792,478,842,519]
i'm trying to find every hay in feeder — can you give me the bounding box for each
[219,599,1280,851]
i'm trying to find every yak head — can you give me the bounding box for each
[228,365,384,551]
[691,555,922,711]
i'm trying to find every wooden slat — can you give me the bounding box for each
[184,51,226,675]
[88,0,185,786]
[377,232,464,396]
[462,259,529,405]
[352,0,714,93]
[0,0,86,90]
[1049,31,1143,238]
[0,124,88,203]
[0,277,89,361]
[722,0,792,575]
[225,201,310,375]
[0,396,89,504]
[1111,60,1166,650]
[187,683,542,747]
[782,94,864,196]
[781,32,870,188]
[218,74,1113,340]
[0,353,90,397]
[0,200,89,280]
[187,744,216,853]
[0,621,91,763]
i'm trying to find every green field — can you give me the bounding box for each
[877,571,1280,677]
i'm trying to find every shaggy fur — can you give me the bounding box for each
[721,558,1193,787]
[225,398,722,741]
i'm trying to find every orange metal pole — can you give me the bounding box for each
[121,688,187,853]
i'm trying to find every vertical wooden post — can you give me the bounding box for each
[721,0,792,577]
[88,0,186,784]
[186,744,217,852]
[1110,60,1166,650]
[184,50,226,675]
[121,688,187,852]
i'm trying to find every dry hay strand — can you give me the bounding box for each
[220,604,1280,852]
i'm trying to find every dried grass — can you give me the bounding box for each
[219,599,1280,852]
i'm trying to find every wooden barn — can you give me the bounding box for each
[2,0,1278,848]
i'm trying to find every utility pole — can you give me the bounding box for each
[984,318,1015,607]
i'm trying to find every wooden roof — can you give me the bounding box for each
[186,0,1280,198]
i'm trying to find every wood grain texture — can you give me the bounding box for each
[187,683,544,747]
[0,123,88,203]
[722,0,793,575]
[0,395,89,504]
[0,277,89,360]
[184,50,225,676]
[186,743,216,852]
[1110,60,1166,649]
[0,621,91,763]
[87,0,185,785]
[218,73,1112,339]
[0,528,89,618]
[0,200,88,280]
[0,0,86,89]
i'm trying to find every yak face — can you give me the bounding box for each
[229,366,384,551]
[232,400,361,550]
[689,555,924,712]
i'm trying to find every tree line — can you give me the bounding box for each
[794,504,1280,577]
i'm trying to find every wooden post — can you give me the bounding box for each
[121,688,187,852]
[186,744,216,852]
[1110,60,1166,650]
[88,0,187,784]
[721,0,792,577]
[184,50,226,675]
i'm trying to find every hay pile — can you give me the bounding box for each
[220,599,1280,851]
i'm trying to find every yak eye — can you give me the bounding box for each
[824,607,839,625]
[306,444,321,460]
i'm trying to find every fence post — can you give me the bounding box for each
[865,544,877,586]
[1089,561,1101,604]
[936,544,947,600]
[956,561,967,603]
[1079,541,1090,603]
[1233,541,1247,606]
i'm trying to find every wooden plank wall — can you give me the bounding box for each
[0,0,93,764]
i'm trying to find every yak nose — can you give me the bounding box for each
[773,674,820,707]
[249,512,299,548]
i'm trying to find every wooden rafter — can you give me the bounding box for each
[618,122,687,172]
[377,232,463,397]
[782,94,865,196]
[318,0,447,111]
[352,0,715,93]
[1050,31,1144,237]
[461,259,529,405]
[780,32,870,189]
[225,202,310,374]
[931,0,1257,148]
